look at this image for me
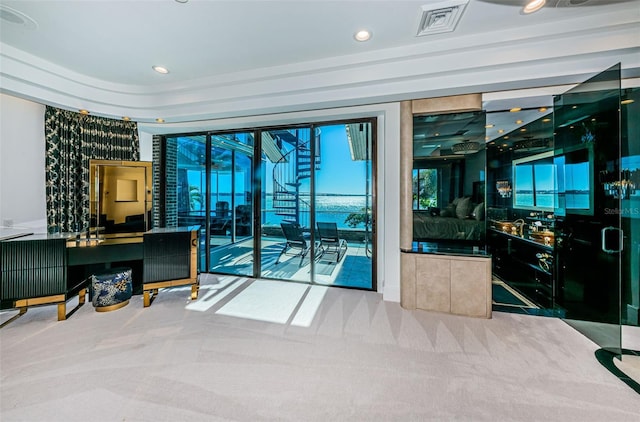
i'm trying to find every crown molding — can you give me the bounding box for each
[1,8,638,123]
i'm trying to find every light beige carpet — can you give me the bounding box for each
[1,274,638,421]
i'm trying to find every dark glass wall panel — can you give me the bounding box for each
[554,63,622,355]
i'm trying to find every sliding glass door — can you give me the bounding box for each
[259,127,313,283]
[169,132,254,275]
[173,135,207,271]
[258,122,374,289]
[208,132,254,276]
[164,119,375,290]
[313,122,374,288]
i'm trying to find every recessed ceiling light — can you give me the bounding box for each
[621,99,635,105]
[516,120,523,124]
[522,0,546,15]
[122,116,131,121]
[542,118,551,123]
[520,128,527,132]
[539,107,548,112]
[434,132,440,136]
[485,124,494,128]
[354,30,372,42]
[498,129,504,134]
[155,118,165,123]
[152,66,170,74]
[509,107,522,113]
[572,105,578,109]
[79,109,89,115]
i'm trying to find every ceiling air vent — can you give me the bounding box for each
[416,0,469,37]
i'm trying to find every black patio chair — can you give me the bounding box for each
[316,222,348,262]
[215,201,230,217]
[276,222,321,267]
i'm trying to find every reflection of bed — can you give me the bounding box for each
[413,212,484,241]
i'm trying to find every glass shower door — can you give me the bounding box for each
[553,64,622,356]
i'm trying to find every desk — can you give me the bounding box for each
[0,227,199,322]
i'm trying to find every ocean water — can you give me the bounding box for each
[198,194,371,229]
[516,193,554,208]
[515,192,589,209]
[264,194,369,229]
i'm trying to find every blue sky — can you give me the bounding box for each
[315,124,368,195]
[264,124,369,195]
[185,123,370,200]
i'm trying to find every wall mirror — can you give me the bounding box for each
[89,160,153,234]
[411,110,487,252]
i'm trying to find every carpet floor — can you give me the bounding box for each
[1,274,638,421]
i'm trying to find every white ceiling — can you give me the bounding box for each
[1,0,639,125]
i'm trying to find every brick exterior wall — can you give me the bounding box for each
[152,135,177,228]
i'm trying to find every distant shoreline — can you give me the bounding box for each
[265,193,367,197]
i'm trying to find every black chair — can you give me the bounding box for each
[235,205,251,236]
[276,222,321,267]
[317,222,348,262]
[210,217,230,235]
[215,201,230,218]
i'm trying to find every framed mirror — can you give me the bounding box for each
[89,160,153,234]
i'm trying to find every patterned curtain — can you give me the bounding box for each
[45,106,140,233]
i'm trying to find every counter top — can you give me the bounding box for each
[488,227,554,250]
[402,242,490,258]
[1,226,200,246]
[0,228,34,241]
[145,226,200,234]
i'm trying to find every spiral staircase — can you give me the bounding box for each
[269,129,321,228]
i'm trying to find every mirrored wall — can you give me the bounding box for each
[411,111,487,254]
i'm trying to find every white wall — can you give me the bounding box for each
[0,94,155,232]
[0,93,46,230]
[139,131,153,161]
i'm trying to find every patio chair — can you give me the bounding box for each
[317,222,348,262]
[215,201,230,218]
[276,222,321,267]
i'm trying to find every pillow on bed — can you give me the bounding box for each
[472,202,485,221]
[455,196,473,219]
[440,203,456,218]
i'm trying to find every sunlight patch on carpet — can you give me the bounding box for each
[216,280,308,324]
